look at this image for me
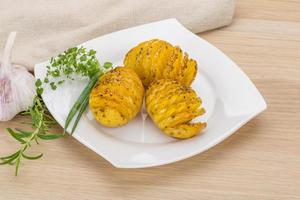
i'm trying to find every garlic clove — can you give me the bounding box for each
[0,32,36,121]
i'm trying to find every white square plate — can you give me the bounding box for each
[35,19,267,168]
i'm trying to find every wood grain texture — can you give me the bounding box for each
[1,1,300,199]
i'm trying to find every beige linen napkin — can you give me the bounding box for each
[0,0,235,70]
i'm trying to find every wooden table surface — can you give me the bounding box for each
[1,1,300,199]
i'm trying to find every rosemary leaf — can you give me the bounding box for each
[6,128,26,144]
[0,151,20,162]
[15,129,32,138]
[37,134,64,140]
[22,153,43,160]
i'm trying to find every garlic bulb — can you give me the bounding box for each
[0,32,36,121]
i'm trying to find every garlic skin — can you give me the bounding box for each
[0,32,36,121]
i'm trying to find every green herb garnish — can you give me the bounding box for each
[0,96,63,176]
[37,46,111,133]
[37,46,101,92]
[1,46,112,175]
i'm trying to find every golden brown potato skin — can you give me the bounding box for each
[124,39,197,87]
[146,79,206,139]
[89,67,144,127]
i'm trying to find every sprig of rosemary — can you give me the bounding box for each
[0,96,63,176]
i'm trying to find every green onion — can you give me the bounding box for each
[64,71,102,134]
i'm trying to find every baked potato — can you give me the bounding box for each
[89,67,144,127]
[146,79,206,139]
[124,39,197,87]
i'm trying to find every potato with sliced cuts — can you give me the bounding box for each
[146,79,206,139]
[124,39,198,87]
[89,67,144,127]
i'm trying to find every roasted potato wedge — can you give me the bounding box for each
[146,79,206,139]
[124,39,197,87]
[89,67,144,127]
